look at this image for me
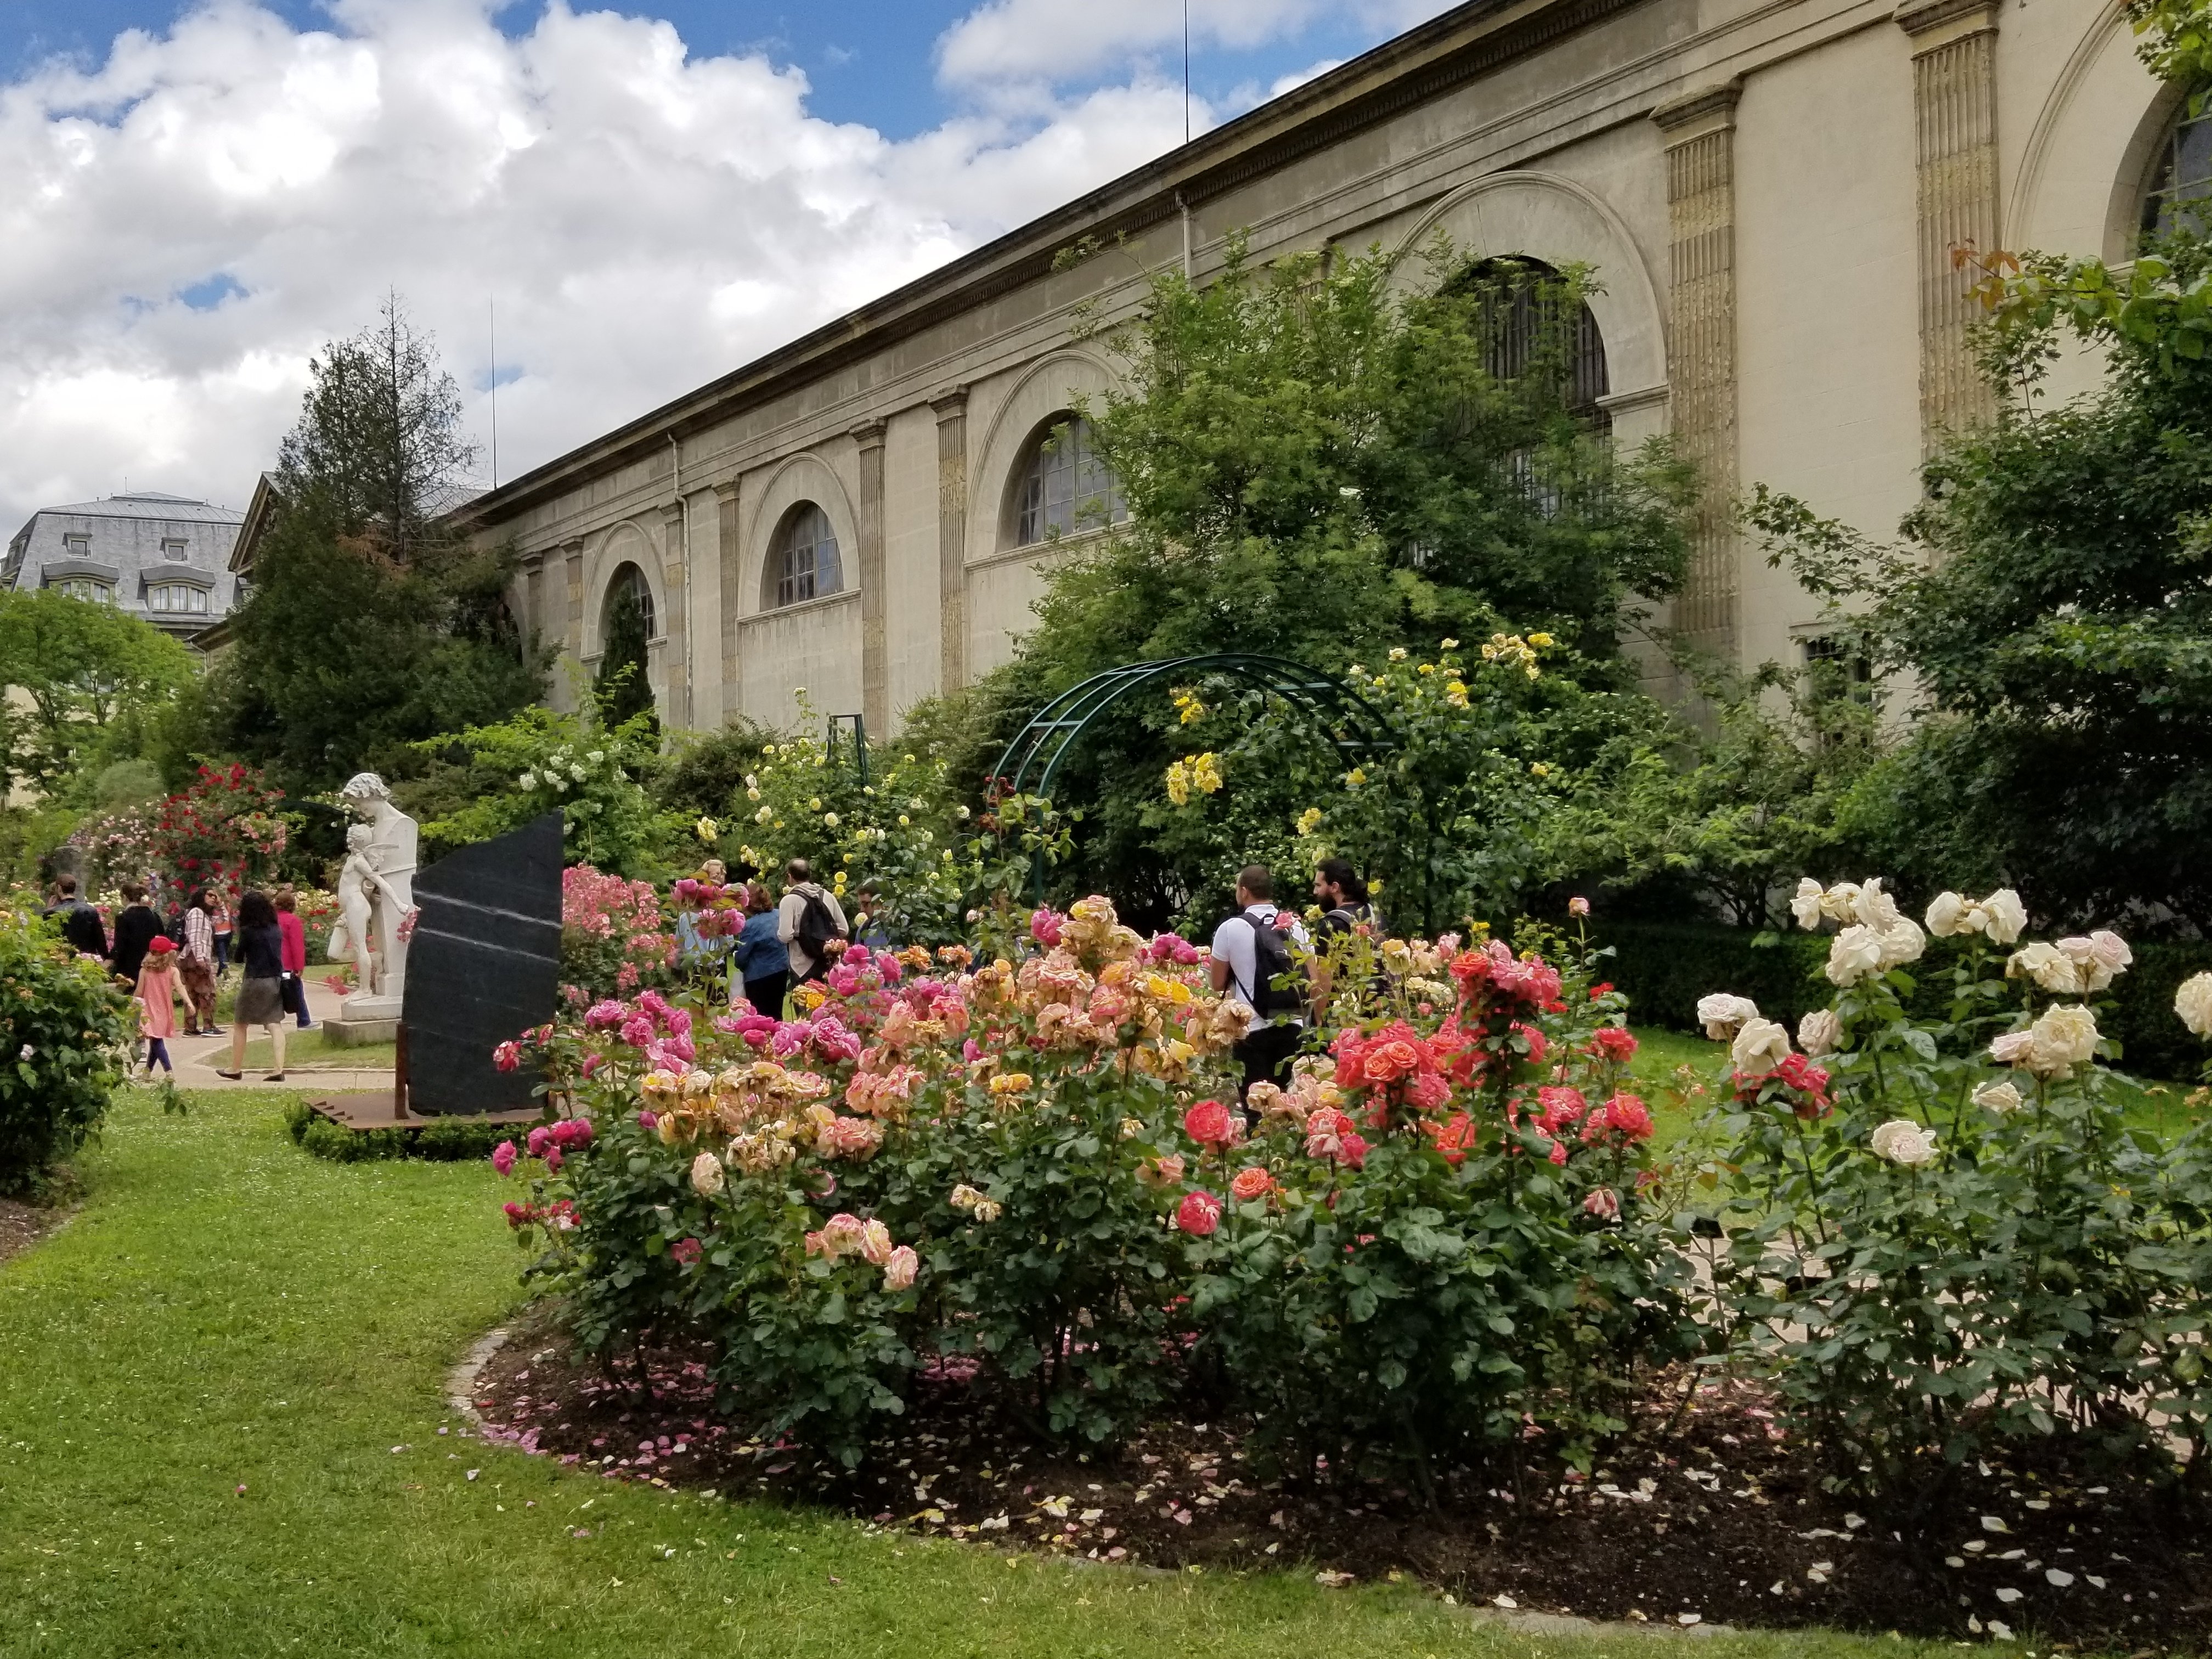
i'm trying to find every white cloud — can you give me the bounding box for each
[0,0,1205,531]
[0,0,1438,535]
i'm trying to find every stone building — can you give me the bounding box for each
[454,0,2204,737]
[3,490,245,642]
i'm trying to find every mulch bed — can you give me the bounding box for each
[0,1197,69,1271]
[471,1306,2212,1650]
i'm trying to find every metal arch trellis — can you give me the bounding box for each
[989,652,1410,907]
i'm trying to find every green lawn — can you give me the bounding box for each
[235,1028,398,1070]
[0,1088,1973,1658]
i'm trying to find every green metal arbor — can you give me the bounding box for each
[988,653,1420,913]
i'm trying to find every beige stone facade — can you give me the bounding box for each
[458,0,2183,735]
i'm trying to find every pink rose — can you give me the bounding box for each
[492,1040,521,1073]
[527,1126,552,1157]
[543,1146,563,1173]
[882,1245,919,1292]
[1583,1187,1621,1221]
[491,1140,517,1176]
[1175,1190,1223,1236]
[636,1110,657,1130]
[671,1237,703,1267]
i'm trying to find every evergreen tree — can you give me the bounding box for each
[593,587,656,731]
[207,298,544,795]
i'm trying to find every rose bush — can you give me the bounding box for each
[0,900,133,1194]
[494,896,1691,1477]
[1695,876,2212,1498]
[560,865,677,1001]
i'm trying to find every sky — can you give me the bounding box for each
[0,0,1458,536]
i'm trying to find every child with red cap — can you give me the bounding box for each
[137,936,182,1077]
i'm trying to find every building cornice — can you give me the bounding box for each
[451,0,1651,529]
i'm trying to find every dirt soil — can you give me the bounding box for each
[471,1307,2212,1651]
[0,1197,68,1271]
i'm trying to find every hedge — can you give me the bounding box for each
[1592,922,2212,1083]
[282,1100,538,1164]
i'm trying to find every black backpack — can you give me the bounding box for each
[1243,910,1303,1020]
[794,889,848,964]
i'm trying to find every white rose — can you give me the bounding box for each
[1798,1008,1841,1057]
[1853,878,1902,932]
[1819,882,1863,925]
[1979,888,2027,945]
[2028,1004,2100,1076]
[1925,891,1972,937]
[1696,993,1761,1040]
[1876,919,1926,968]
[1731,1017,1794,1074]
[2176,971,2212,1039]
[1868,1118,1939,1167]
[1826,925,1886,986]
[690,1152,726,1197]
[1790,877,1827,932]
[2007,942,2081,996]
[1990,1030,2036,1067]
[2086,930,2132,975]
[1971,1079,2022,1114]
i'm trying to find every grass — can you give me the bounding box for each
[0,1089,1982,1659]
[235,1028,398,1070]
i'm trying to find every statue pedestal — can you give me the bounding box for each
[330,992,403,1047]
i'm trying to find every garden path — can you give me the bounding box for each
[166,975,397,1092]
[0,1085,1951,1659]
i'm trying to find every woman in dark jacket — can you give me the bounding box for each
[216,890,289,1082]
[108,882,163,985]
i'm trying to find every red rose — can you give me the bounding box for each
[1182,1098,1239,1150]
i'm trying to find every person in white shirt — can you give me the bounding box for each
[776,857,850,984]
[1207,864,1309,1102]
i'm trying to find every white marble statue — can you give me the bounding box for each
[336,772,419,1021]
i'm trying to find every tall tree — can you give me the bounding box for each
[594,586,656,731]
[207,298,544,795]
[0,588,195,798]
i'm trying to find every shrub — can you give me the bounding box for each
[560,865,676,1001]
[1693,876,2212,1498]
[494,898,1689,1476]
[0,904,133,1194]
[284,1099,535,1164]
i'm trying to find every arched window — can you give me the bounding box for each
[2142,104,2211,238]
[603,561,654,641]
[1451,256,1611,428]
[765,503,842,608]
[1011,415,1125,548]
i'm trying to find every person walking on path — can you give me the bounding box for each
[43,874,108,959]
[109,881,162,986]
[209,889,235,978]
[1208,864,1310,1102]
[274,887,315,1030]
[732,882,792,1018]
[215,890,287,1082]
[135,936,182,1077]
[1308,857,1378,1020]
[179,887,223,1037]
[776,859,849,986]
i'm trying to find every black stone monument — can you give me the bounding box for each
[399,812,563,1116]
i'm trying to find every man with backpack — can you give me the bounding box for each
[1208,864,1309,1102]
[777,857,850,985]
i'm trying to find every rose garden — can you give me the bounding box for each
[9,16,2212,1650]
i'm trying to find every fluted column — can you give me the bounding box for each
[1898,0,2000,449]
[1652,81,1741,662]
[714,481,742,723]
[932,390,970,694]
[853,420,889,736]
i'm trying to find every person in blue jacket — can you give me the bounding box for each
[731,882,791,1017]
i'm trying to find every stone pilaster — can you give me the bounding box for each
[517,550,544,651]
[714,482,743,723]
[1652,81,1742,662]
[659,500,691,729]
[932,390,969,695]
[853,420,889,736]
[1898,0,2001,449]
[560,538,585,713]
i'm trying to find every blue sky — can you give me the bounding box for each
[0,0,1452,525]
[1,1,1420,138]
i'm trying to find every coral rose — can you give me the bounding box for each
[1182,1098,1240,1150]
[1229,1166,1274,1202]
